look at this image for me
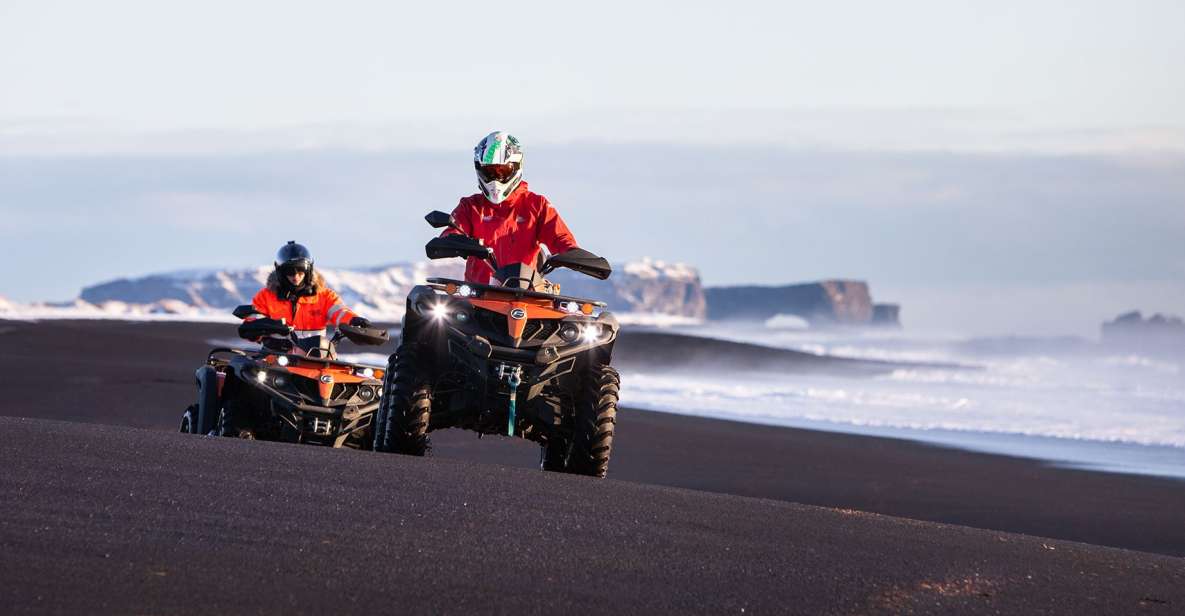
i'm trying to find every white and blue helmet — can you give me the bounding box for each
[474,131,524,204]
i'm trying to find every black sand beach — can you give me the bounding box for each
[0,319,1182,614]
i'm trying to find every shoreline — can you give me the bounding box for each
[13,316,1181,480]
[619,404,1185,481]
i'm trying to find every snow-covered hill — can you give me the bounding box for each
[2,258,705,322]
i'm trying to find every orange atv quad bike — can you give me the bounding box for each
[180,306,389,448]
[373,211,620,477]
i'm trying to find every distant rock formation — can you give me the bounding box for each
[549,258,706,319]
[872,303,901,327]
[704,280,899,327]
[75,258,705,321]
[18,262,899,330]
[1101,311,1185,353]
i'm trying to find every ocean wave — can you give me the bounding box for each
[1100,355,1181,374]
[618,370,1185,450]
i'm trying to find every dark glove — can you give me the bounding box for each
[349,317,372,329]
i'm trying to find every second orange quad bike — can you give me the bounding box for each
[374,211,620,477]
[180,305,390,448]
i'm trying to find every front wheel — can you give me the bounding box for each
[541,437,569,472]
[218,397,255,440]
[371,371,392,451]
[568,365,619,478]
[375,345,432,456]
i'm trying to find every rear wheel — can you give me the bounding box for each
[568,365,619,478]
[179,405,197,433]
[375,345,432,456]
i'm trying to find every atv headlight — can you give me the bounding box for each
[580,324,603,343]
[276,355,290,367]
[559,323,581,343]
[255,369,268,383]
[355,367,375,378]
[273,375,287,387]
[429,303,448,321]
[358,387,376,401]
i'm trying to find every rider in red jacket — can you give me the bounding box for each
[443,131,579,284]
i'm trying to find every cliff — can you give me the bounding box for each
[705,280,900,327]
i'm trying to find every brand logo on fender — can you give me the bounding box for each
[509,308,527,320]
[319,374,333,383]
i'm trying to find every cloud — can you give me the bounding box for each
[3,109,1184,157]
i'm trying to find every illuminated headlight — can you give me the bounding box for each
[458,284,473,297]
[559,301,581,314]
[255,370,268,383]
[276,355,290,367]
[429,303,448,321]
[581,325,602,343]
[356,367,375,378]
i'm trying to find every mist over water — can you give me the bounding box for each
[619,323,1185,478]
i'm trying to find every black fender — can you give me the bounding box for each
[194,366,221,435]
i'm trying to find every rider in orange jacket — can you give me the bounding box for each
[443,131,579,284]
[248,241,370,339]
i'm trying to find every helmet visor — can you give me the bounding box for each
[279,262,311,278]
[476,162,519,183]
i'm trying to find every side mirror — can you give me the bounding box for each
[542,248,612,280]
[425,211,459,230]
[231,304,259,319]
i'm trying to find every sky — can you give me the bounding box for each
[2,0,1184,135]
[1,0,1183,335]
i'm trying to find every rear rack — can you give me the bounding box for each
[426,277,607,307]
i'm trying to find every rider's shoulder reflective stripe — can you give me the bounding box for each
[327,303,348,324]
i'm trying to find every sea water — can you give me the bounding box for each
[621,323,1185,479]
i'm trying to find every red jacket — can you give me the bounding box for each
[445,182,579,284]
[250,271,358,338]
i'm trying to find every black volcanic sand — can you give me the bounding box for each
[1,416,1183,615]
[1,319,1184,613]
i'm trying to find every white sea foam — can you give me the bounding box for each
[621,369,1185,448]
[621,323,1185,477]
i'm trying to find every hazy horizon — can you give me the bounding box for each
[2,142,1183,338]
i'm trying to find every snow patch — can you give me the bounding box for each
[621,257,699,282]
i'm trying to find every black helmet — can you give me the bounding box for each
[274,241,315,295]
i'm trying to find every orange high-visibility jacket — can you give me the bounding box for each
[444,181,579,284]
[250,270,357,337]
